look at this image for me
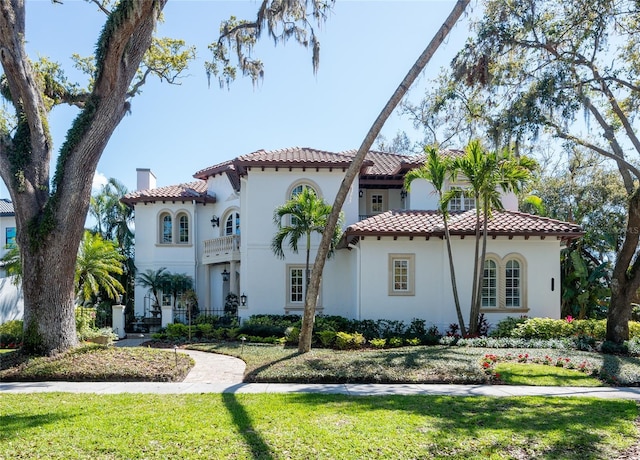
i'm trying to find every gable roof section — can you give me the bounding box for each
[121,181,215,206]
[344,210,583,243]
[0,199,14,216]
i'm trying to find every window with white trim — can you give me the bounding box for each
[285,264,322,307]
[289,267,305,304]
[178,213,189,243]
[5,227,15,248]
[371,194,384,214]
[225,211,240,236]
[505,259,521,308]
[480,254,527,310]
[161,213,172,244]
[388,254,415,296]
[448,187,476,211]
[481,259,498,307]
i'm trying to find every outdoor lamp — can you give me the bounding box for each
[221,268,230,282]
[210,215,220,227]
[240,293,247,306]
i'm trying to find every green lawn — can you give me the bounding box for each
[494,363,604,386]
[190,343,640,385]
[0,393,636,459]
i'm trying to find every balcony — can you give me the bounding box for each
[203,235,241,264]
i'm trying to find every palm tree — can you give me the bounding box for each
[452,140,537,334]
[164,272,194,309]
[272,187,342,302]
[136,267,169,309]
[1,245,22,286]
[405,146,466,335]
[299,0,471,353]
[75,231,125,303]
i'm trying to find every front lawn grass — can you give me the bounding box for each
[495,363,604,386]
[0,344,193,382]
[0,393,636,459]
[190,343,640,385]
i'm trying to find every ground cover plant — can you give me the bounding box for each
[0,392,636,459]
[0,344,193,382]
[189,343,640,385]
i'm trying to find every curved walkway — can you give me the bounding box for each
[2,338,640,398]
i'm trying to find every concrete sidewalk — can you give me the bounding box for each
[2,380,640,398]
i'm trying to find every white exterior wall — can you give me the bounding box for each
[355,235,561,332]
[133,201,199,316]
[239,168,357,318]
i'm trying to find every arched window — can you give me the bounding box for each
[225,211,240,236]
[178,213,189,244]
[481,259,497,307]
[160,213,172,244]
[505,259,521,308]
[291,183,317,199]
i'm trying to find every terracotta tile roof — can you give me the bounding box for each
[121,181,215,205]
[0,199,14,216]
[341,150,423,176]
[345,210,583,241]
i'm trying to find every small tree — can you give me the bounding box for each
[272,187,342,319]
[136,267,169,309]
[405,146,466,335]
[75,231,125,304]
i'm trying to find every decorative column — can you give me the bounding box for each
[161,304,173,328]
[111,302,126,339]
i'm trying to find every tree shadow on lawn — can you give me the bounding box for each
[0,412,73,441]
[222,393,275,460]
[281,393,637,459]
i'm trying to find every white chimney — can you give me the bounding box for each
[136,168,156,191]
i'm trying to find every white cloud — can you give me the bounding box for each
[92,172,108,192]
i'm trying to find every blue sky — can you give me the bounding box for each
[18,0,473,196]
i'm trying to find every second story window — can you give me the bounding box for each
[449,187,476,211]
[178,214,189,244]
[225,212,240,236]
[161,214,172,244]
[371,194,384,214]
[5,227,16,248]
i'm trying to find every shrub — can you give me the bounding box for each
[512,318,574,339]
[387,337,404,348]
[369,337,386,349]
[317,330,336,348]
[490,317,527,338]
[285,326,300,345]
[334,332,365,350]
[166,323,189,340]
[238,323,287,338]
[315,315,353,333]
[572,319,606,340]
[0,320,23,346]
[405,337,421,346]
[406,318,427,337]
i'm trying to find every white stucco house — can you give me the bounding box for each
[0,199,24,324]
[122,147,582,332]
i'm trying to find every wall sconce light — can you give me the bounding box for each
[240,293,247,306]
[359,190,364,198]
[211,215,220,227]
[221,268,229,282]
[400,189,408,201]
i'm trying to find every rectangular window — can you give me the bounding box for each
[448,187,475,211]
[5,227,15,248]
[179,216,189,243]
[371,194,383,213]
[482,260,497,307]
[388,254,415,296]
[505,261,521,307]
[289,267,305,303]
